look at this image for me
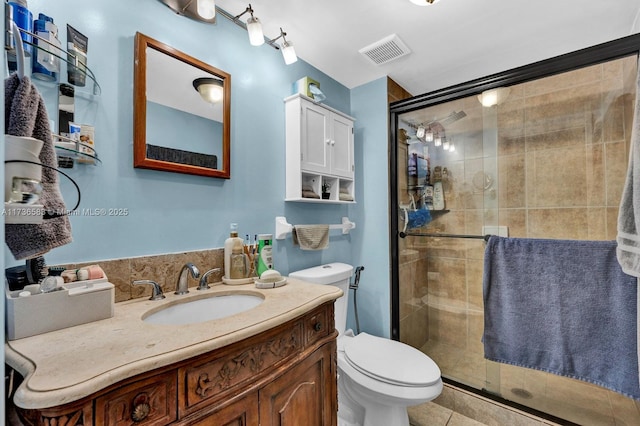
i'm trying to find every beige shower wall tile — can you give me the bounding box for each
[428,304,467,349]
[466,259,484,312]
[586,207,607,240]
[603,57,625,83]
[586,144,605,207]
[523,63,602,97]
[525,125,588,153]
[606,207,620,240]
[605,141,629,207]
[427,257,467,309]
[497,92,526,158]
[527,208,589,239]
[466,310,484,355]
[524,83,601,139]
[498,154,525,208]
[526,146,587,208]
[609,390,640,426]
[400,306,429,349]
[599,91,627,143]
[497,209,526,237]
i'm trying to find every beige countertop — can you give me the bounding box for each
[5,278,342,409]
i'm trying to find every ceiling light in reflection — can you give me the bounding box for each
[478,87,510,107]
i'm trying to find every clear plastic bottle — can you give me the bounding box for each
[224,223,243,279]
[229,241,249,279]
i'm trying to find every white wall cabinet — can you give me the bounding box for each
[285,94,356,203]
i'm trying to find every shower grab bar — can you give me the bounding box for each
[399,231,491,241]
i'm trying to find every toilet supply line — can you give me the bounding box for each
[350,266,364,335]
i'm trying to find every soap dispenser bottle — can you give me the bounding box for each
[224,223,243,279]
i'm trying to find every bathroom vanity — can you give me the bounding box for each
[5,279,342,425]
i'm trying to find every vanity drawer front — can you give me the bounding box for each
[304,303,333,347]
[180,322,304,416]
[95,371,177,425]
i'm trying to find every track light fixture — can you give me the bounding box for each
[158,0,217,23]
[409,0,441,5]
[158,1,297,65]
[232,4,264,46]
[267,28,298,65]
[424,127,434,142]
[196,0,216,19]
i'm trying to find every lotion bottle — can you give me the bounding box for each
[224,223,243,279]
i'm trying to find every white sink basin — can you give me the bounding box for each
[143,293,264,325]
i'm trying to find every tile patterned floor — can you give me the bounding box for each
[421,341,640,425]
[408,384,560,426]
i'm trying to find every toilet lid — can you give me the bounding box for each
[343,333,440,387]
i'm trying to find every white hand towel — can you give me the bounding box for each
[292,225,330,250]
[617,56,640,277]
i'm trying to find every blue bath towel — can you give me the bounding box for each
[483,237,640,399]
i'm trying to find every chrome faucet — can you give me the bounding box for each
[132,280,165,301]
[175,263,200,295]
[198,268,221,290]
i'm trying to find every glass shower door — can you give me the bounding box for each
[393,52,639,425]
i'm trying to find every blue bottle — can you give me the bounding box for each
[9,0,32,57]
[32,14,59,82]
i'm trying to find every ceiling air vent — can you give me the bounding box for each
[359,34,411,66]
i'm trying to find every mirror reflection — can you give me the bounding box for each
[134,32,231,178]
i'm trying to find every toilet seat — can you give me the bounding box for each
[342,333,441,387]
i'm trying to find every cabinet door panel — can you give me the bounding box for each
[186,392,259,426]
[259,346,333,426]
[329,114,354,179]
[301,102,330,174]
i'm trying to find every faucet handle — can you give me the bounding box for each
[133,280,166,301]
[198,268,221,290]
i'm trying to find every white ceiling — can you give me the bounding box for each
[214,0,640,96]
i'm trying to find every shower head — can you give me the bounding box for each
[439,110,467,126]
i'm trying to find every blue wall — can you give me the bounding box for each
[349,78,391,337]
[3,0,392,338]
[146,102,221,156]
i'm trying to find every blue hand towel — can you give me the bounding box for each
[483,236,639,399]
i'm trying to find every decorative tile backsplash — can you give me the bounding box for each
[57,248,224,303]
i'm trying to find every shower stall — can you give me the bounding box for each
[390,35,640,425]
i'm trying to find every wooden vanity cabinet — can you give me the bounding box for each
[13,302,337,426]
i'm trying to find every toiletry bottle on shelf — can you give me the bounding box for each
[9,0,33,57]
[256,234,273,276]
[224,223,243,279]
[32,13,59,82]
[229,240,250,279]
[432,166,445,210]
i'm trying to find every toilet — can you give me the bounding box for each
[289,263,442,426]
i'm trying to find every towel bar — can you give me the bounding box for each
[399,231,491,241]
[275,216,355,240]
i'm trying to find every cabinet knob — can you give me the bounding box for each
[330,140,335,146]
[131,402,150,422]
[313,322,323,332]
[326,139,331,144]
[131,393,151,422]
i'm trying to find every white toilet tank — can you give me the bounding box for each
[289,263,353,334]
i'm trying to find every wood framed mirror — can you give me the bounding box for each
[134,32,231,178]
